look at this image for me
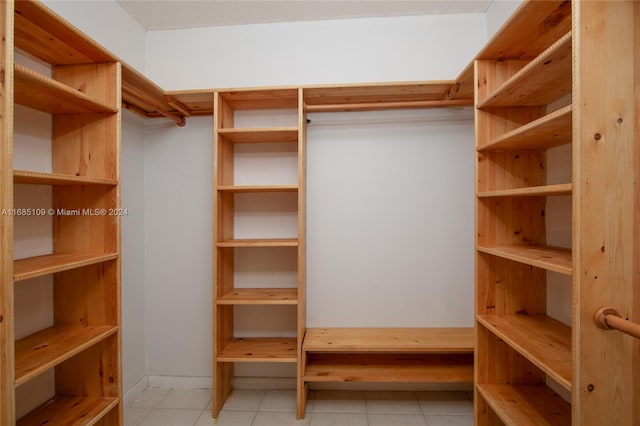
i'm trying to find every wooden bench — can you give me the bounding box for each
[298,327,474,418]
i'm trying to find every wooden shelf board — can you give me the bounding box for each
[303,328,474,353]
[479,105,572,151]
[14,1,114,66]
[477,315,572,391]
[14,170,118,186]
[217,239,298,248]
[303,80,462,107]
[14,253,119,282]
[14,64,118,114]
[217,338,297,362]
[478,32,572,108]
[217,288,298,305]
[476,245,572,276]
[304,353,473,383]
[218,127,299,143]
[17,396,118,426]
[477,384,571,426]
[455,1,571,99]
[477,183,572,198]
[217,185,298,193]
[220,88,299,110]
[15,325,118,387]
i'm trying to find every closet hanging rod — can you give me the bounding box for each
[594,307,640,340]
[122,84,186,126]
[304,99,471,112]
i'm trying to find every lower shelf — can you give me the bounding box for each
[304,353,473,383]
[17,396,119,426]
[477,384,571,426]
[217,337,297,363]
[15,324,119,386]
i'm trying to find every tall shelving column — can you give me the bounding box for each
[212,88,305,417]
[0,0,123,424]
[474,1,573,424]
[474,0,640,424]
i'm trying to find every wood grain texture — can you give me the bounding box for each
[16,396,118,426]
[477,314,571,391]
[14,170,118,186]
[216,238,299,248]
[303,328,474,353]
[14,64,117,114]
[478,32,572,108]
[304,353,473,383]
[477,384,570,426]
[217,185,298,193]
[296,88,307,420]
[14,324,118,386]
[0,1,14,423]
[217,338,297,362]
[573,1,640,424]
[217,288,298,305]
[477,183,571,198]
[13,253,118,282]
[476,245,572,276]
[218,127,298,143]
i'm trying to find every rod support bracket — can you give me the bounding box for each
[594,306,620,330]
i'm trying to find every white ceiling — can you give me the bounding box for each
[117,0,493,31]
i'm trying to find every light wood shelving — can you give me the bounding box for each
[0,1,123,423]
[213,88,306,419]
[300,328,474,416]
[474,1,640,425]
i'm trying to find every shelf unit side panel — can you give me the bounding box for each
[573,1,640,424]
[52,185,120,254]
[52,63,120,181]
[53,260,119,327]
[477,150,547,193]
[0,1,15,424]
[54,333,120,398]
[476,322,546,386]
[476,254,547,317]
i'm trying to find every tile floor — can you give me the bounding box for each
[125,388,474,426]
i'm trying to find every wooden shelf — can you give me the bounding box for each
[15,325,118,387]
[303,328,474,353]
[477,183,572,198]
[17,396,118,426]
[14,170,118,186]
[217,239,298,248]
[217,185,298,193]
[477,384,571,426]
[477,315,571,391]
[304,353,473,383]
[478,32,572,108]
[217,127,299,143]
[217,338,297,362]
[14,64,118,114]
[476,245,572,276]
[479,105,572,151]
[219,88,299,110]
[217,288,298,305]
[14,253,119,282]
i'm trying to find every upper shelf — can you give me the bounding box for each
[14,64,118,114]
[477,32,572,108]
[218,128,299,143]
[14,0,185,125]
[455,0,572,99]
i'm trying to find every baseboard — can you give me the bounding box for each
[124,376,149,406]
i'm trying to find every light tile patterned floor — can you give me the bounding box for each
[125,388,474,426]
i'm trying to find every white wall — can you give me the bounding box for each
[144,14,485,383]
[146,14,485,90]
[41,0,149,394]
[485,0,523,39]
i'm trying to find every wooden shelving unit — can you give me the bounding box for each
[474,1,640,425]
[300,328,474,416]
[0,0,122,423]
[212,87,306,418]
